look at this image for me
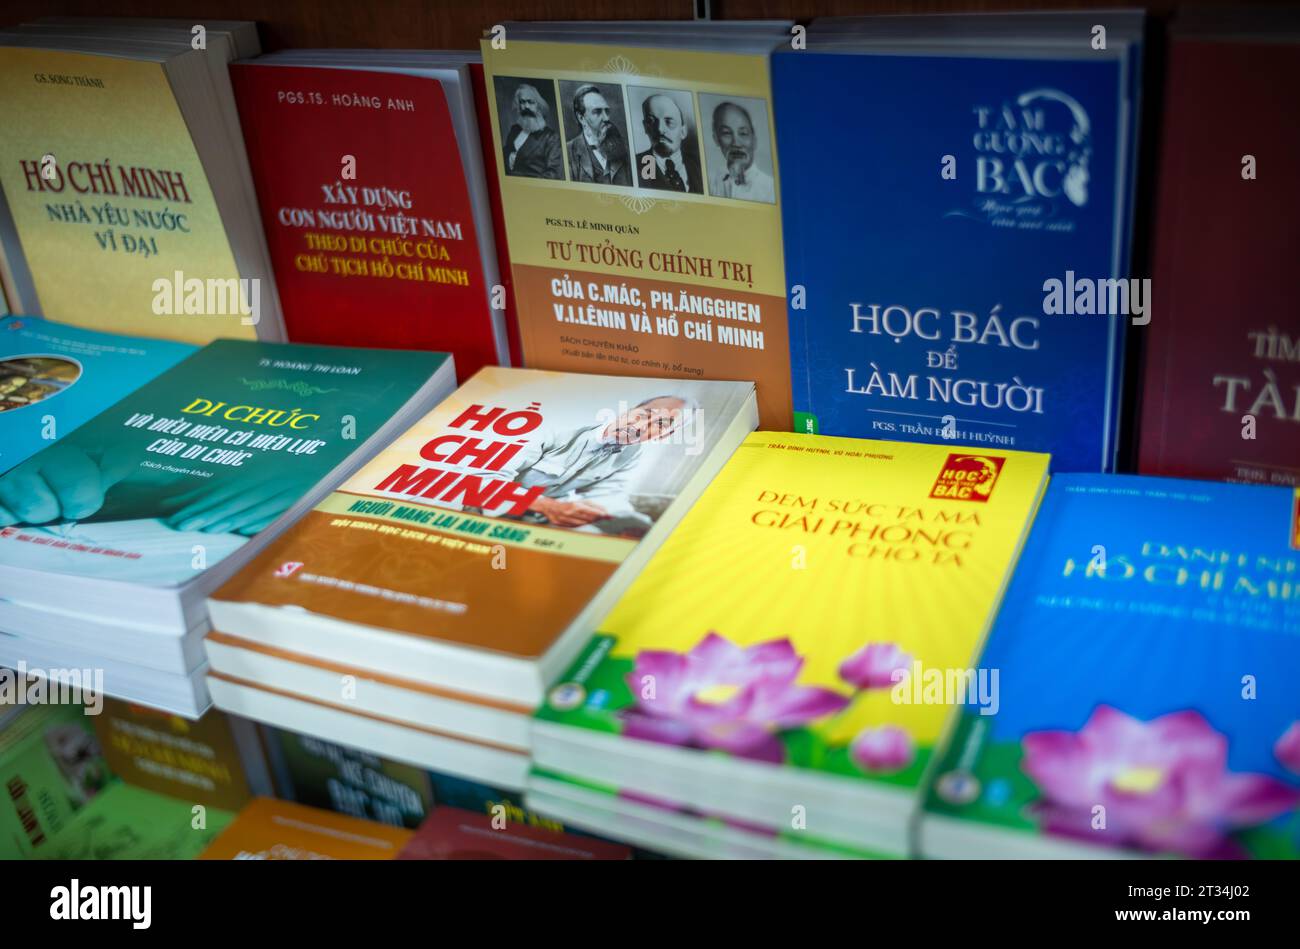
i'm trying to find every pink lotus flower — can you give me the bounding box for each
[839,642,911,690]
[622,632,850,763]
[1276,721,1300,775]
[850,725,914,774]
[1022,705,1300,859]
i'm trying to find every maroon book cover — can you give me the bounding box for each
[230,63,498,379]
[396,806,630,860]
[1138,37,1300,484]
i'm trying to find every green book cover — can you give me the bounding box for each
[37,781,234,860]
[0,339,448,585]
[0,703,112,858]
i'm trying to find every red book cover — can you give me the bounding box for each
[1138,37,1300,484]
[230,63,497,379]
[469,62,523,368]
[396,806,630,860]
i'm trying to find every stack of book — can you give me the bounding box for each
[0,340,455,714]
[527,432,1049,858]
[204,366,757,790]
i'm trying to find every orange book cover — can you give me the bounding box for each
[199,797,412,860]
[211,366,753,659]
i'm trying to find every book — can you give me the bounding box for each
[469,60,524,367]
[229,54,509,379]
[0,316,196,473]
[37,780,235,859]
[773,13,1144,470]
[206,366,757,727]
[527,770,857,859]
[0,340,455,715]
[199,796,412,859]
[1137,21,1300,485]
[480,22,795,429]
[261,726,434,829]
[0,20,285,342]
[0,702,112,857]
[427,769,567,834]
[92,698,262,811]
[396,805,629,860]
[206,674,530,790]
[919,474,1300,859]
[531,431,1049,855]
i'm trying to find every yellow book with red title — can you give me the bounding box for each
[530,431,1049,856]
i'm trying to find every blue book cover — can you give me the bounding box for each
[0,316,196,474]
[773,50,1138,471]
[922,474,1300,859]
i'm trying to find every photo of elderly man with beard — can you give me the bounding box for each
[703,95,776,204]
[561,82,632,187]
[495,77,563,180]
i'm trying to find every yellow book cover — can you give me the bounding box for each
[480,38,792,429]
[537,432,1049,796]
[0,47,255,342]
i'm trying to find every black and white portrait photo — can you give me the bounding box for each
[700,93,776,204]
[628,87,703,195]
[493,76,563,180]
[559,80,632,187]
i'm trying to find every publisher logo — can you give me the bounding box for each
[273,560,304,578]
[935,770,981,805]
[548,682,586,711]
[929,454,1006,503]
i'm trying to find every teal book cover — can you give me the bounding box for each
[923,474,1300,858]
[0,339,448,585]
[0,316,195,474]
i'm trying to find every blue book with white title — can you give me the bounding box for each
[922,474,1300,859]
[0,316,196,473]
[773,41,1141,471]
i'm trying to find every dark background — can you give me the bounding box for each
[1,0,1296,51]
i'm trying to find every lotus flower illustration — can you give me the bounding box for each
[1021,706,1300,858]
[839,642,912,690]
[1275,721,1300,775]
[623,632,850,763]
[850,725,915,774]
